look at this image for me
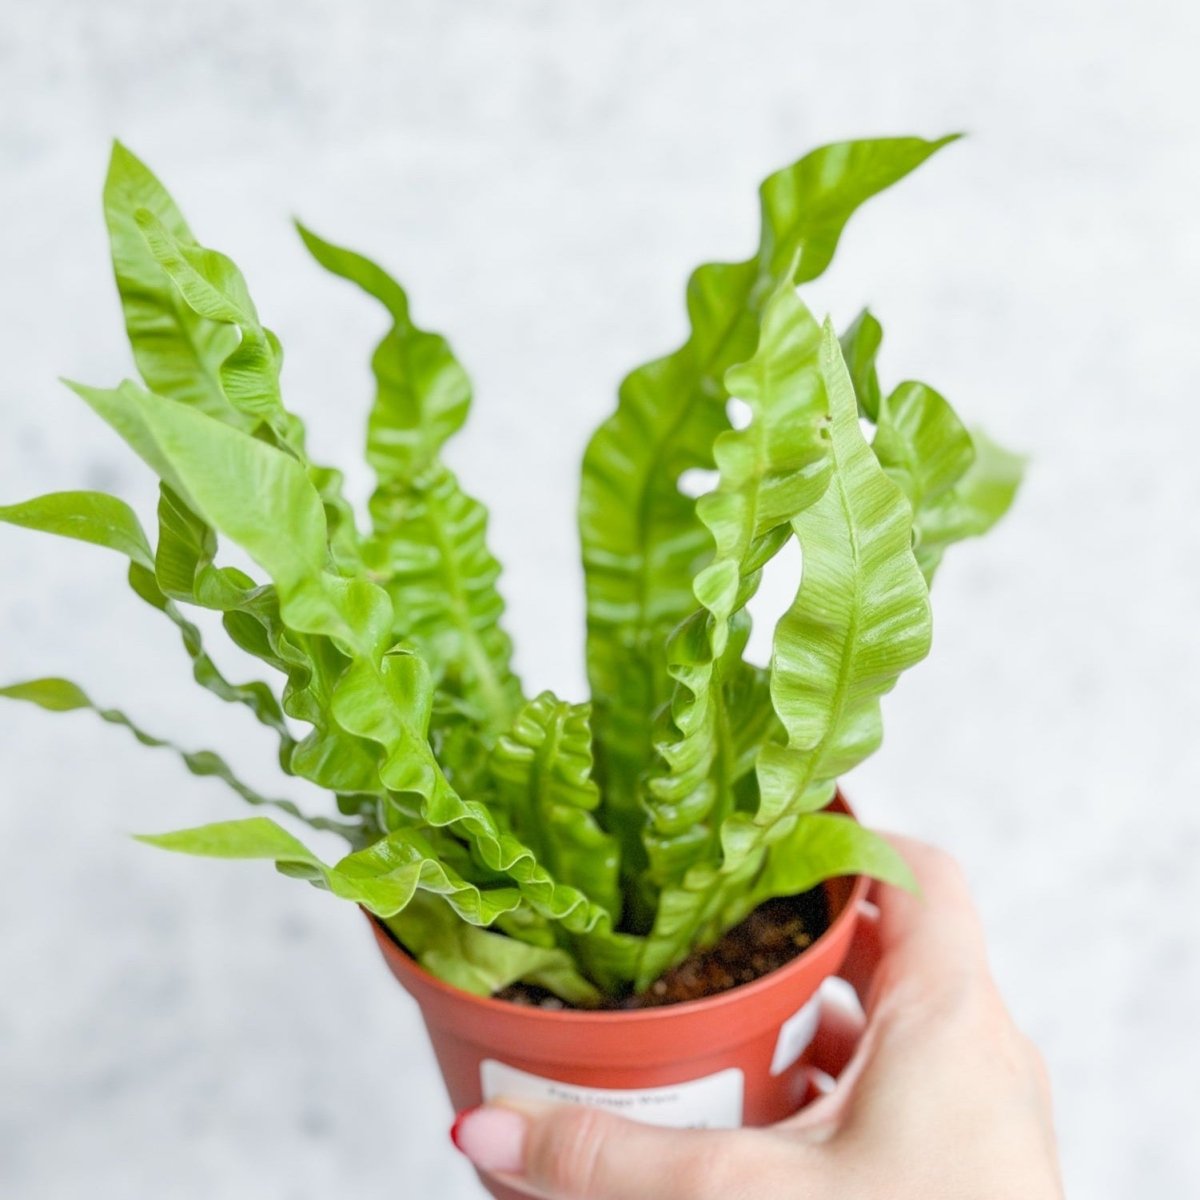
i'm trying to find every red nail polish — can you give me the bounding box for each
[450,1105,480,1152]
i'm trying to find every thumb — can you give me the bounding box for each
[451,1100,797,1200]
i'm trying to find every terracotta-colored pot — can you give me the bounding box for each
[371,797,869,1200]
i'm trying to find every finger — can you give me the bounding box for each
[786,841,1000,1151]
[452,1100,813,1200]
[865,833,990,1010]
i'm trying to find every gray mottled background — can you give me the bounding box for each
[1,2,1197,1197]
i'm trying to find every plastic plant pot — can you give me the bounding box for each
[371,796,871,1200]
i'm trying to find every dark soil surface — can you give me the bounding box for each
[495,886,830,1011]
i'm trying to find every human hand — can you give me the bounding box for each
[449,836,1064,1199]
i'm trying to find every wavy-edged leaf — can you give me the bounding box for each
[0,487,295,752]
[726,661,784,783]
[103,141,244,425]
[134,208,298,435]
[73,380,369,783]
[749,811,916,901]
[67,379,384,797]
[490,691,620,920]
[131,384,332,597]
[67,378,198,505]
[136,818,523,923]
[118,389,617,941]
[385,893,601,1004]
[839,311,1025,583]
[144,481,382,791]
[295,223,471,480]
[0,490,152,566]
[104,143,358,567]
[580,135,959,877]
[839,308,883,421]
[363,463,521,730]
[0,679,345,833]
[297,225,521,731]
[872,379,976,517]
[903,425,1024,582]
[637,324,933,987]
[331,826,524,922]
[643,283,832,892]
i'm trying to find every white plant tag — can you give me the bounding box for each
[480,1059,744,1129]
[769,992,822,1076]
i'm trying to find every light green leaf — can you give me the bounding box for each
[104,144,359,567]
[296,223,471,479]
[363,462,521,731]
[129,388,331,597]
[66,378,200,508]
[385,893,602,1005]
[298,225,521,732]
[0,487,294,749]
[643,282,832,894]
[637,324,933,987]
[580,134,959,885]
[137,817,526,924]
[750,812,916,901]
[873,380,975,514]
[136,816,322,863]
[839,308,883,421]
[134,208,294,431]
[0,490,153,568]
[103,141,244,425]
[115,390,616,941]
[837,304,1025,584]
[760,325,932,817]
[331,828,523,922]
[0,679,344,832]
[490,691,620,921]
[871,379,1024,583]
[912,429,1026,580]
[64,378,389,798]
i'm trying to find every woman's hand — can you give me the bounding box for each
[450,836,1064,1200]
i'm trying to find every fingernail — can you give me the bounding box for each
[450,1105,528,1174]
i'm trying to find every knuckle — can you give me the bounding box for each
[669,1135,737,1197]
[916,842,970,894]
[670,1132,772,1200]
[879,960,1001,1040]
[527,1105,611,1197]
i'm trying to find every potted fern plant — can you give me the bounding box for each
[1,134,1021,1196]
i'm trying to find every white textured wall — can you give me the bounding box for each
[1,2,1197,1197]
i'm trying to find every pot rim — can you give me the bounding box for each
[370,794,869,1026]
